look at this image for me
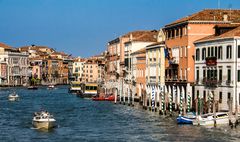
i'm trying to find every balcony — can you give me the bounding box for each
[205,57,217,66]
[202,78,218,87]
[226,80,232,86]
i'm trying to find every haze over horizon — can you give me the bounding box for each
[1,0,240,58]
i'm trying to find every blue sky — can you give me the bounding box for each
[0,0,240,57]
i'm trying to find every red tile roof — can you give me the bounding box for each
[131,48,146,55]
[0,42,12,49]
[122,30,158,42]
[166,9,240,27]
[195,26,240,43]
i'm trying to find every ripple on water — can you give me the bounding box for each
[0,86,239,142]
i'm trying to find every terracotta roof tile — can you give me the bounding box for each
[0,42,12,49]
[166,9,240,27]
[122,30,158,42]
[195,26,240,43]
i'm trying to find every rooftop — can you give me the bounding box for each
[165,9,240,27]
[195,25,240,43]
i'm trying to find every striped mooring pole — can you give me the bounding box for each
[151,86,155,111]
[180,93,183,115]
[187,95,191,112]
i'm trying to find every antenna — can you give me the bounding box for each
[218,0,220,9]
[228,3,232,20]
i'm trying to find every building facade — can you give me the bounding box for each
[194,25,240,113]
[163,9,240,112]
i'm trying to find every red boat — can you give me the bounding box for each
[92,95,115,101]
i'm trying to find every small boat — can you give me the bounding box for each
[8,92,19,101]
[104,95,115,101]
[92,95,115,101]
[47,84,55,89]
[32,111,56,129]
[28,86,38,90]
[92,96,105,101]
[177,112,196,124]
[193,112,229,126]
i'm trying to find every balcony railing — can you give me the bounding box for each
[226,80,231,86]
[202,78,218,87]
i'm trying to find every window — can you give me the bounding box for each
[218,46,222,59]
[239,93,240,105]
[228,93,231,100]
[226,45,232,59]
[153,58,156,62]
[185,68,187,80]
[238,70,240,82]
[197,90,199,98]
[203,91,206,101]
[219,92,222,103]
[227,69,231,81]
[215,46,218,57]
[207,47,210,57]
[202,48,206,60]
[203,69,206,78]
[185,47,187,57]
[196,69,199,80]
[211,47,214,57]
[176,28,179,37]
[196,49,200,61]
[180,47,182,57]
[238,45,240,58]
[219,69,222,81]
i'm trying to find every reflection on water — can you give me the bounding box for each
[0,86,240,142]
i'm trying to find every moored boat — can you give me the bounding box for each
[92,95,115,101]
[8,92,19,101]
[47,84,55,89]
[28,86,38,90]
[32,111,56,129]
[193,112,229,126]
[177,112,196,124]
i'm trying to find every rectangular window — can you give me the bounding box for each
[202,48,206,60]
[227,45,232,59]
[238,45,240,58]
[219,69,222,81]
[207,69,210,79]
[196,49,200,61]
[228,93,231,100]
[215,46,218,57]
[203,69,206,78]
[239,93,240,105]
[196,70,199,80]
[180,47,182,57]
[227,69,231,81]
[211,47,214,57]
[185,46,187,57]
[219,92,222,103]
[208,47,210,57]
[218,46,222,59]
[238,70,240,82]
[197,90,199,98]
[203,91,206,102]
[182,46,185,57]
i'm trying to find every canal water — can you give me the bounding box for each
[0,86,240,142]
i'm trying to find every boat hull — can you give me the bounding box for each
[32,120,56,129]
[177,116,194,124]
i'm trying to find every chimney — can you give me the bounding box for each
[130,33,133,41]
[223,14,228,21]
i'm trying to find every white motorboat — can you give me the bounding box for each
[32,111,56,129]
[8,92,19,101]
[47,84,55,89]
[193,112,229,127]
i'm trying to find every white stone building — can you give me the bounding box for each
[194,25,240,112]
[0,43,29,86]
